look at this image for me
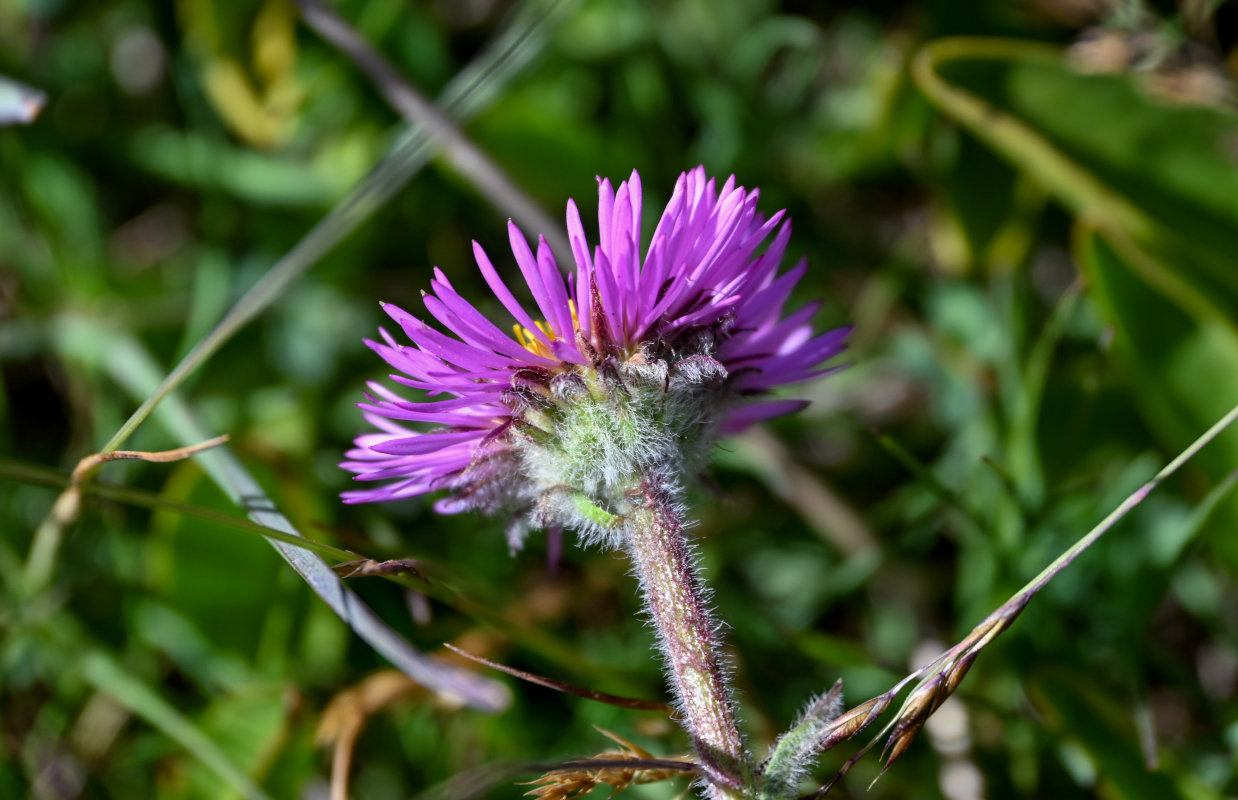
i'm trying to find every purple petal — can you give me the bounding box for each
[471,241,545,343]
[535,235,578,348]
[721,399,810,434]
[370,429,489,456]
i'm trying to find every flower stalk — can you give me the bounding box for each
[341,167,851,799]
[624,481,752,799]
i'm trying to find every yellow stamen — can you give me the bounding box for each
[513,301,580,360]
[513,321,556,359]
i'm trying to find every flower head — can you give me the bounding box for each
[342,167,848,547]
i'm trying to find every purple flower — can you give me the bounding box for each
[342,167,848,544]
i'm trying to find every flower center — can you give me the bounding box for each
[512,301,581,360]
[512,321,557,359]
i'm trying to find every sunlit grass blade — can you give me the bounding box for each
[21,436,229,590]
[0,457,359,564]
[102,0,570,455]
[296,0,570,258]
[808,401,1238,795]
[911,38,1153,241]
[2,441,619,688]
[912,37,1238,328]
[443,643,672,712]
[98,327,511,712]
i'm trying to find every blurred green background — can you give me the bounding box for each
[3,0,1238,798]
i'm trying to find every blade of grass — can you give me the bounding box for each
[1151,467,1238,567]
[2,446,625,686]
[809,401,1238,795]
[102,0,569,455]
[912,37,1238,332]
[911,38,1154,241]
[1004,279,1082,510]
[729,428,878,556]
[79,650,275,800]
[296,0,570,258]
[98,326,511,712]
[443,643,672,712]
[38,1,567,712]
[22,437,231,590]
[0,458,360,564]
[871,428,988,533]
[1011,410,1238,601]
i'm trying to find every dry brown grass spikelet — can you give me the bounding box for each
[521,727,695,800]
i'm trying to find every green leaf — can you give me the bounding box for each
[912,37,1238,330]
[1029,669,1220,800]
[95,327,512,712]
[185,685,291,800]
[1075,226,1238,565]
[80,651,275,800]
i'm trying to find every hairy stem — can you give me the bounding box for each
[624,482,751,799]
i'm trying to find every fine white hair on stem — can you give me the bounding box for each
[623,480,751,798]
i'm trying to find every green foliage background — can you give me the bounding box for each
[3,0,1238,798]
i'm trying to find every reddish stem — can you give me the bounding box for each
[624,482,751,798]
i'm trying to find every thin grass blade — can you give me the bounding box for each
[102,0,570,454]
[79,650,274,800]
[296,0,569,257]
[443,643,672,712]
[101,329,511,712]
